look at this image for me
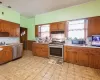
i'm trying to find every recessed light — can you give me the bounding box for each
[8,6,11,8]
[2,12,4,15]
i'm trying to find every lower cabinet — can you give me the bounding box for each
[66,50,77,64]
[32,43,48,58]
[64,46,77,64]
[89,49,100,69]
[0,46,12,64]
[64,46,100,69]
[76,50,89,67]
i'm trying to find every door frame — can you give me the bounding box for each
[20,27,28,50]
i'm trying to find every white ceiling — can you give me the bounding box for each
[0,0,94,17]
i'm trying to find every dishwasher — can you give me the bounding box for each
[11,44,23,60]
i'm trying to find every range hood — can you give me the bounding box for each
[51,31,64,34]
[0,32,9,37]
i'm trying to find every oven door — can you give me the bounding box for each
[49,46,63,57]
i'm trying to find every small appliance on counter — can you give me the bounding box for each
[92,35,100,47]
[72,39,85,45]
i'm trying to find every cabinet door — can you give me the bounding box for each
[0,47,5,64]
[32,43,48,58]
[50,23,58,32]
[9,23,20,37]
[64,46,67,61]
[64,46,77,63]
[89,54,100,69]
[4,46,12,63]
[0,20,1,32]
[0,20,10,32]
[58,22,65,31]
[88,16,100,37]
[77,49,89,67]
[66,50,77,64]
[32,43,36,56]
[0,20,20,37]
[0,46,12,64]
[41,44,48,58]
[11,23,20,37]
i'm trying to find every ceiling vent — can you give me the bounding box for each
[0,1,2,4]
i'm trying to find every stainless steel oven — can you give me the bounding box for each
[49,44,64,59]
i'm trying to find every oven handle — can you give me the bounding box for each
[49,46,63,48]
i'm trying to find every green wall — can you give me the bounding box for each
[0,5,20,24]
[0,6,35,40]
[20,16,35,40]
[35,0,100,25]
[1,0,100,40]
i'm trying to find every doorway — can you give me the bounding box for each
[20,27,27,50]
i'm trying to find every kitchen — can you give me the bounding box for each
[33,17,100,69]
[0,0,100,80]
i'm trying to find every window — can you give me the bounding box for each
[68,19,87,39]
[38,25,50,38]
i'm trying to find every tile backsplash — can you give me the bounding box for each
[0,37,20,44]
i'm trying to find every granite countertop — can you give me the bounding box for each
[0,45,12,47]
[33,42,49,44]
[64,44,100,48]
[0,43,23,47]
[33,42,100,48]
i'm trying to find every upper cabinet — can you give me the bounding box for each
[50,23,58,31]
[88,16,100,37]
[0,20,20,37]
[50,21,65,32]
[58,21,65,31]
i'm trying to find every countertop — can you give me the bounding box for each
[33,42,49,44]
[33,42,100,48]
[0,43,23,47]
[0,45,12,47]
[64,44,100,48]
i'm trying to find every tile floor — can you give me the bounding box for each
[0,50,100,80]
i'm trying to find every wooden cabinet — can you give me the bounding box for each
[50,21,65,32]
[89,48,100,69]
[76,48,89,66]
[64,46,89,67]
[0,20,20,37]
[0,46,12,64]
[58,22,65,31]
[64,46,77,64]
[27,40,35,51]
[67,50,77,64]
[32,43,48,58]
[88,16,100,37]
[35,26,38,37]
[50,23,58,31]
[89,54,100,69]
[64,46,100,69]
